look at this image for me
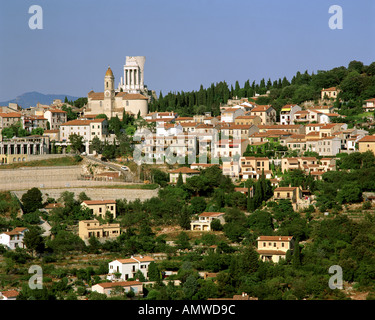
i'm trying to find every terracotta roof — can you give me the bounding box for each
[96,281,142,289]
[274,187,298,191]
[257,235,293,241]
[169,167,200,174]
[115,256,155,264]
[88,92,104,100]
[235,115,258,119]
[258,124,300,130]
[48,108,67,114]
[222,107,241,113]
[358,135,375,142]
[199,212,225,217]
[251,105,273,112]
[321,87,337,91]
[0,112,21,118]
[82,200,116,205]
[1,290,19,298]
[44,130,59,133]
[122,93,148,100]
[61,118,105,126]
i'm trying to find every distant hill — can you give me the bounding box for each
[0,91,81,109]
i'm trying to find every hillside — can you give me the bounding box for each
[0,91,80,109]
[150,60,375,118]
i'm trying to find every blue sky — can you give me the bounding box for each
[0,0,374,101]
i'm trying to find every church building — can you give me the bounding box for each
[84,56,149,119]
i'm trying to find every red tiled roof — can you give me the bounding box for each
[82,200,116,205]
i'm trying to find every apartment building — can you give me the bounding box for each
[249,105,276,125]
[221,107,245,123]
[214,138,249,159]
[44,108,68,130]
[0,112,22,129]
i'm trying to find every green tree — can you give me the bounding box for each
[176,172,184,188]
[91,136,102,154]
[148,262,162,282]
[175,231,191,250]
[21,187,43,214]
[183,275,198,299]
[69,134,84,153]
[23,227,45,256]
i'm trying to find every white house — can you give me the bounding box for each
[221,107,245,123]
[91,280,143,297]
[107,255,155,281]
[190,212,225,231]
[280,104,301,125]
[59,118,109,142]
[0,227,28,250]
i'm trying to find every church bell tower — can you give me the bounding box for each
[104,66,115,117]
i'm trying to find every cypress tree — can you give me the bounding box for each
[176,172,183,187]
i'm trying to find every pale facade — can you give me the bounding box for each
[257,236,294,263]
[249,105,276,125]
[91,281,143,296]
[0,112,22,129]
[321,87,340,99]
[44,109,67,130]
[358,135,375,153]
[81,200,117,219]
[234,115,262,126]
[280,104,301,125]
[190,212,225,231]
[363,98,375,112]
[59,118,109,142]
[107,256,155,281]
[169,167,200,183]
[0,227,28,250]
[117,56,146,93]
[214,139,249,159]
[85,65,148,119]
[78,219,121,241]
[221,107,245,123]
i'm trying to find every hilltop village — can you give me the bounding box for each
[1,59,375,301]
